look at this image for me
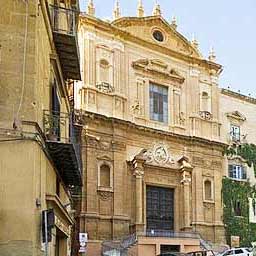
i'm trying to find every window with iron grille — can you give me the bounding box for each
[230,125,241,142]
[229,165,247,180]
[146,186,174,231]
[149,84,168,123]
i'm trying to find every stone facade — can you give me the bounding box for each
[0,1,81,256]
[76,6,226,255]
[220,89,256,183]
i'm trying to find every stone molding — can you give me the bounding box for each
[132,58,185,84]
[98,190,113,201]
[84,31,124,52]
[79,111,227,150]
[226,110,246,122]
[80,15,222,73]
[222,88,256,105]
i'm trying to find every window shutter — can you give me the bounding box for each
[242,166,247,180]
[229,165,233,178]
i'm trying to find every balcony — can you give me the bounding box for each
[49,5,81,81]
[43,110,82,187]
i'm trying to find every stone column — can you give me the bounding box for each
[179,156,193,231]
[132,156,146,234]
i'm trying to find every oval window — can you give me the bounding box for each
[153,30,164,42]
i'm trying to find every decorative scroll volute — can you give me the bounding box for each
[178,156,193,184]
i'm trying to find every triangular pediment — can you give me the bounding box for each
[226,111,246,122]
[112,16,202,58]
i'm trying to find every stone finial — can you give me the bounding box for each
[137,0,144,17]
[209,47,216,62]
[152,1,161,16]
[113,0,121,20]
[87,0,95,16]
[171,16,177,30]
[191,34,199,49]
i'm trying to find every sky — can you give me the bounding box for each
[80,0,256,96]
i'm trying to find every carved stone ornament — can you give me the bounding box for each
[154,145,169,164]
[133,167,144,177]
[199,111,213,121]
[143,143,175,166]
[98,191,113,201]
[179,112,186,126]
[131,100,141,114]
[203,202,214,209]
[180,170,192,184]
[96,82,115,93]
[100,141,111,150]
[132,58,185,84]
[226,111,246,122]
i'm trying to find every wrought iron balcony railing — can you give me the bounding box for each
[43,110,69,142]
[146,229,201,239]
[50,4,76,36]
[48,5,81,80]
[43,110,82,187]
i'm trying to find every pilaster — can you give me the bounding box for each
[132,154,146,235]
[179,156,193,231]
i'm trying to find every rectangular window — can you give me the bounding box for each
[229,165,246,180]
[150,84,168,123]
[230,125,240,142]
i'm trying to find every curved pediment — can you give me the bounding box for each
[112,16,202,59]
[132,58,185,84]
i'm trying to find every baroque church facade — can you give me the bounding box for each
[75,1,226,255]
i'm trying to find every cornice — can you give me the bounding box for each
[79,14,222,73]
[77,111,227,150]
[46,194,74,225]
[221,88,256,105]
[112,16,201,57]
[132,58,185,84]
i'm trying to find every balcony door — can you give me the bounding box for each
[51,81,61,140]
[146,186,174,231]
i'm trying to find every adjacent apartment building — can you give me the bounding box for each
[0,0,82,255]
[220,89,256,246]
[75,1,226,255]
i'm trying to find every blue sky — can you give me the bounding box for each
[80,0,256,96]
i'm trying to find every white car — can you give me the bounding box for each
[220,248,253,256]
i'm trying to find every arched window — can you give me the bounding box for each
[100,164,111,187]
[201,91,210,112]
[204,180,212,201]
[99,59,110,83]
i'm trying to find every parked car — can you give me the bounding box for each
[157,253,188,256]
[219,248,253,256]
[158,251,215,256]
[187,250,215,256]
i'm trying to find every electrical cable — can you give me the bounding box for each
[16,0,29,121]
